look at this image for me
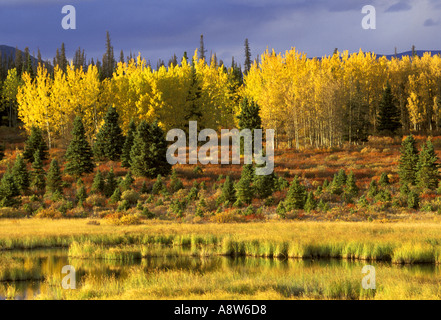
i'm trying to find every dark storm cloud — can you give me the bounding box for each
[0,0,439,66]
[424,18,440,26]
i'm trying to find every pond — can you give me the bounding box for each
[1,247,440,300]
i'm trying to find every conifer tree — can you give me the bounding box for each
[152,174,165,195]
[12,154,30,193]
[104,167,118,197]
[46,159,63,194]
[416,139,440,190]
[335,169,347,186]
[234,165,254,206]
[253,165,275,199]
[64,117,95,177]
[220,176,236,204]
[121,119,136,168]
[110,187,121,203]
[102,31,115,79]
[408,191,419,209]
[198,34,207,61]
[31,150,46,192]
[130,121,171,178]
[377,82,401,134]
[14,47,23,77]
[76,179,87,203]
[379,172,390,187]
[304,191,317,213]
[184,63,203,128]
[237,97,262,154]
[91,169,105,194]
[140,181,149,194]
[344,171,359,198]
[285,176,306,211]
[398,135,419,186]
[322,179,329,190]
[23,126,48,163]
[244,38,252,75]
[169,169,184,193]
[0,167,20,207]
[120,170,134,191]
[237,97,262,133]
[330,172,344,195]
[93,106,125,161]
[367,179,379,198]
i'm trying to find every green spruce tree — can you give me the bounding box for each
[169,169,184,193]
[344,171,359,199]
[91,169,105,194]
[93,106,125,161]
[104,167,118,197]
[304,191,317,213]
[220,176,236,205]
[119,170,134,191]
[23,126,48,163]
[31,150,46,193]
[253,165,275,199]
[398,135,419,186]
[379,172,390,187]
[121,119,136,167]
[285,176,307,211]
[130,120,171,178]
[0,167,20,207]
[64,117,95,177]
[416,138,440,190]
[46,159,63,194]
[377,82,401,135]
[12,154,30,193]
[234,165,254,206]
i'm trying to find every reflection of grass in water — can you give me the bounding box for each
[0,256,43,282]
[4,247,441,300]
[33,260,441,300]
[5,220,441,265]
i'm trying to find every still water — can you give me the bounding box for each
[0,248,439,300]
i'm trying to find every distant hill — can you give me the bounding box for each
[378,50,441,59]
[0,44,39,65]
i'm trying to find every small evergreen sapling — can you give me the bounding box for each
[46,159,63,194]
[234,165,254,206]
[91,169,105,194]
[416,139,440,190]
[285,176,306,210]
[12,154,30,193]
[104,167,118,197]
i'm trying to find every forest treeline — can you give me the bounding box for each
[1,32,441,149]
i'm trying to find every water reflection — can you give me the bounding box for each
[0,247,439,300]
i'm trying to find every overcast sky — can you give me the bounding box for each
[0,0,440,66]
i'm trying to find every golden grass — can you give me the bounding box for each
[29,259,441,300]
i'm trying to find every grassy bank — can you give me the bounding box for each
[2,219,441,264]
